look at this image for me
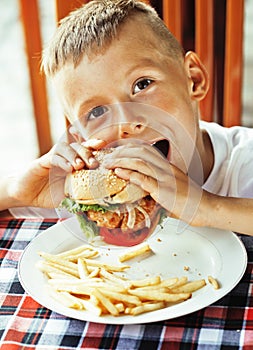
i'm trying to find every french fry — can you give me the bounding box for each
[168,276,188,289]
[88,267,101,278]
[129,275,161,288]
[118,243,152,262]
[49,288,84,310]
[38,252,79,277]
[208,276,220,290]
[92,289,119,316]
[80,298,102,316]
[55,244,98,258]
[48,272,79,280]
[99,268,130,288]
[133,285,168,293]
[65,250,99,262]
[129,302,166,316]
[128,289,191,303]
[99,289,142,306]
[171,279,206,293]
[83,258,130,272]
[159,277,179,287]
[36,259,79,278]
[90,294,99,306]
[77,258,89,279]
[115,303,125,313]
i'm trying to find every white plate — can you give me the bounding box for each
[18,217,247,324]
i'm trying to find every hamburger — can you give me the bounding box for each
[61,149,166,246]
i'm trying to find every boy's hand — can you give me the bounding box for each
[6,139,105,209]
[103,142,203,226]
[51,139,106,172]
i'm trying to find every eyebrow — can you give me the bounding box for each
[124,56,162,77]
[77,97,100,120]
[76,57,162,119]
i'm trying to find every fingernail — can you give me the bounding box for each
[88,157,98,168]
[75,158,83,165]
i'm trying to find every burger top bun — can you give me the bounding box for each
[64,149,148,205]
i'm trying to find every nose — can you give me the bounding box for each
[115,103,147,138]
[119,122,146,138]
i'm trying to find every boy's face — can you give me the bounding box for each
[53,18,206,172]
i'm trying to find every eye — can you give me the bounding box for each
[133,78,153,94]
[87,105,108,120]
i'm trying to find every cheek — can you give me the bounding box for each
[86,123,119,144]
[151,94,197,170]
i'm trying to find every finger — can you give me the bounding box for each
[105,156,167,182]
[68,126,85,143]
[50,154,73,172]
[70,143,98,169]
[72,139,107,168]
[115,168,160,200]
[81,139,107,149]
[114,167,177,212]
[104,145,168,174]
[53,142,85,170]
[37,149,72,173]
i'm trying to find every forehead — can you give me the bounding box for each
[52,18,181,121]
[67,22,162,74]
[56,16,171,77]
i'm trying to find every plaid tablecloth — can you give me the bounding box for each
[0,218,253,350]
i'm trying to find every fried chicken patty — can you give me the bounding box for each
[87,196,158,230]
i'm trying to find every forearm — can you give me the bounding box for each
[197,192,253,235]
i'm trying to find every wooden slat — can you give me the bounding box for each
[162,0,183,43]
[195,0,214,122]
[55,0,88,22]
[19,0,52,155]
[223,0,244,127]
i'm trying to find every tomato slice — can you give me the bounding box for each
[99,227,151,246]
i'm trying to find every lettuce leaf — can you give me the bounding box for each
[158,208,168,228]
[60,197,112,214]
[60,198,102,240]
[75,213,99,240]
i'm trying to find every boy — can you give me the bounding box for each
[0,0,253,234]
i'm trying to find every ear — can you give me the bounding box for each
[184,51,209,101]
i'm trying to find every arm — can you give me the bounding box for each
[0,158,64,215]
[197,192,253,235]
[0,139,105,216]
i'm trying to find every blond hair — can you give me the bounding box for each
[42,0,184,76]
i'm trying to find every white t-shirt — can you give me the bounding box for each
[9,121,253,218]
[201,121,253,198]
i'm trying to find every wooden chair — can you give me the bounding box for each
[19,0,52,155]
[19,0,245,156]
[19,0,85,155]
[162,0,244,127]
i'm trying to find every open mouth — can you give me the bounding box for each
[152,139,170,158]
